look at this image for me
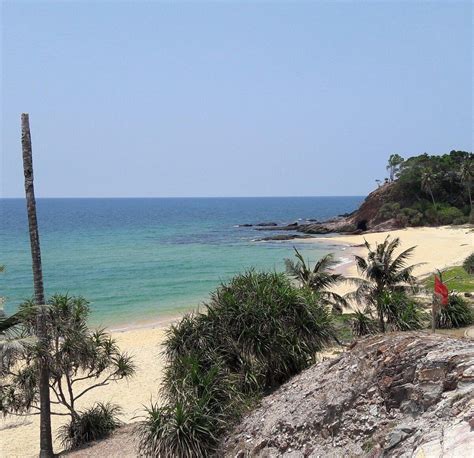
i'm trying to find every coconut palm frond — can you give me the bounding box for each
[284,258,303,279]
[313,254,338,273]
[388,245,417,274]
[354,255,368,273]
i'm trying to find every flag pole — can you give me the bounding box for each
[431,293,440,333]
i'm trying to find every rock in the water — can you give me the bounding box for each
[220,332,474,457]
[255,234,314,242]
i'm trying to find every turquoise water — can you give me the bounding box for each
[0,197,362,327]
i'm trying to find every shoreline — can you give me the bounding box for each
[107,311,186,333]
[99,225,472,334]
[2,225,472,457]
[299,225,473,302]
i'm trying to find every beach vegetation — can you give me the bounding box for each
[349,236,423,332]
[436,294,473,329]
[0,294,134,449]
[285,248,348,313]
[350,310,378,337]
[424,265,474,294]
[139,271,335,457]
[58,402,122,449]
[463,253,474,275]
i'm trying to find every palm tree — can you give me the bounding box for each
[21,113,54,457]
[285,248,347,313]
[460,158,473,217]
[350,236,419,332]
[420,168,437,208]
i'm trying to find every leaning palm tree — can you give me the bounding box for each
[349,236,420,332]
[285,248,347,313]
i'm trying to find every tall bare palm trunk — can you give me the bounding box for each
[21,113,54,458]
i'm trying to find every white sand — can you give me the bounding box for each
[306,225,473,298]
[1,226,472,457]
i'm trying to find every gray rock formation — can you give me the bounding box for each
[220,332,474,457]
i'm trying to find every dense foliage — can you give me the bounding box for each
[285,248,347,313]
[350,236,425,332]
[463,253,474,275]
[350,310,378,337]
[436,294,473,329]
[376,151,473,226]
[0,294,134,449]
[139,271,335,457]
[58,402,122,449]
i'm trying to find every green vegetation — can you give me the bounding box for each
[0,294,135,449]
[463,253,474,275]
[436,294,473,329]
[376,151,473,227]
[386,153,405,182]
[350,310,377,337]
[58,402,122,449]
[138,271,335,457]
[350,236,425,332]
[424,266,474,293]
[285,248,347,313]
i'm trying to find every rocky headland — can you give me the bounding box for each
[245,184,400,241]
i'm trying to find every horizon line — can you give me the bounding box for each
[0,195,366,199]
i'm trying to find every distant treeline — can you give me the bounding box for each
[376,150,473,226]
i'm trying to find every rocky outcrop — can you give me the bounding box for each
[220,333,474,457]
[346,182,394,230]
[242,183,396,235]
[254,234,314,242]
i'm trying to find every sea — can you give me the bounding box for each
[0,197,363,327]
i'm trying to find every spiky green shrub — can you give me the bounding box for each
[436,294,473,329]
[139,271,336,457]
[351,310,377,337]
[390,298,427,331]
[139,400,223,458]
[58,402,122,449]
[463,253,474,275]
[380,291,427,331]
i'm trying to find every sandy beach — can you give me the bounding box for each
[1,325,170,457]
[327,225,472,277]
[1,226,472,457]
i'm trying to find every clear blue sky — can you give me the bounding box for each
[1,1,472,198]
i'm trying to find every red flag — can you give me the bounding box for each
[434,276,449,306]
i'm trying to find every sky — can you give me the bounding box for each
[1,1,472,198]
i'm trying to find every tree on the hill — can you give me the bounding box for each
[421,168,437,210]
[460,157,473,217]
[386,154,404,182]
